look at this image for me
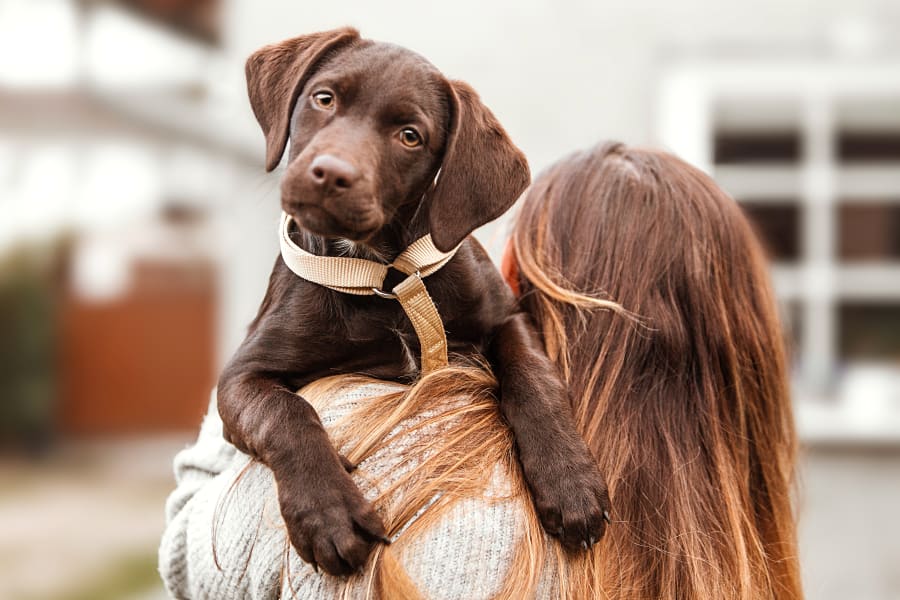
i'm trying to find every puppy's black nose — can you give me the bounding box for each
[308,155,360,191]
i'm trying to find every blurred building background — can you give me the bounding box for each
[0,0,898,598]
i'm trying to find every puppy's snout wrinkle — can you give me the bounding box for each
[309,154,360,192]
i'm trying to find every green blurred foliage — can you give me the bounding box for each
[0,243,63,450]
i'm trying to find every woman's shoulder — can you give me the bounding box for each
[313,380,407,426]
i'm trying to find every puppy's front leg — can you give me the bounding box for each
[218,345,386,576]
[489,312,611,549]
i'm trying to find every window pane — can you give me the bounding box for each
[714,131,801,164]
[837,132,900,162]
[838,203,900,261]
[739,202,801,262]
[839,303,900,362]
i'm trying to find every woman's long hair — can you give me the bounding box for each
[511,142,802,599]
[226,142,801,599]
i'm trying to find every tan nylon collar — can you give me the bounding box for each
[279,212,459,373]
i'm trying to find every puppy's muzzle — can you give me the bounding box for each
[281,153,382,238]
[308,154,360,193]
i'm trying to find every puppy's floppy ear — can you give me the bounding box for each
[245,28,360,171]
[428,80,530,252]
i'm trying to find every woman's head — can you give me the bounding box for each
[508,142,802,599]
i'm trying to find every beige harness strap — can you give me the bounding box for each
[279,212,458,373]
[279,213,388,294]
[393,274,448,373]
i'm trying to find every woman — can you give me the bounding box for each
[159,142,802,599]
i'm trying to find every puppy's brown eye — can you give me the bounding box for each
[399,128,422,148]
[312,91,334,109]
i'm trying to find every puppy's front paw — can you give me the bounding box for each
[524,448,611,551]
[275,459,387,576]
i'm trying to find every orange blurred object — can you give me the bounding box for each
[59,260,216,435]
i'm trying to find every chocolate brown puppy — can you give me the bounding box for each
[218,27,610,576]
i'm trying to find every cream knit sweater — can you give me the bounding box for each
[158,384,557,599]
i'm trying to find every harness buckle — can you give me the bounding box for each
[371,270,421,300]
[371,288,398,300]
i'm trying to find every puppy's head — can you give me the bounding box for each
[246,28,530,251]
